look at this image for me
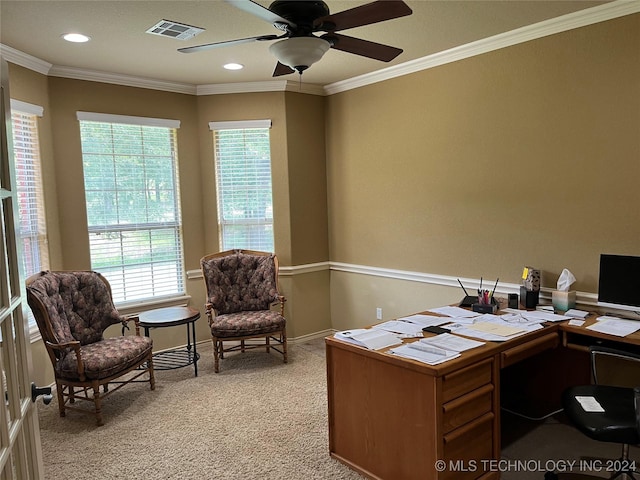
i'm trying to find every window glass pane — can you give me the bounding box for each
[79,119,185,304]
[11,109,49,328]
[213,128,274,251]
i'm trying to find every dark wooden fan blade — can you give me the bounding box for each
[178,35,279,54]
[273,62,295,77]
[314,0,412,32]
[324,33,402,62]
[224,0,296,29]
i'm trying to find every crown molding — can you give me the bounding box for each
[323,0,640,95]
[3,0,638,97]
[196,80,324,96]
[0,44,52,75]
[47,65,197,95]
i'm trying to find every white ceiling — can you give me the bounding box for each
[0,0,616,89]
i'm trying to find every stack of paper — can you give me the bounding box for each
[372,320,425,338]
[390,333,485,365]
[334,329,403,350]
[587,317,640,337]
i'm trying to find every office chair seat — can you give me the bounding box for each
[563,384,639,446]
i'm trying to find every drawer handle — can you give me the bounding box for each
[443,383,494,413]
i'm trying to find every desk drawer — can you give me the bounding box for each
[442,412,494,480]
[442,383,493,434]
[442,358,493,402]
[500,333,558,368]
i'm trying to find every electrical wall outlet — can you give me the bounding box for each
[376,307,383,320]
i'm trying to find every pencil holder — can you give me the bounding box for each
[472,303,498,314]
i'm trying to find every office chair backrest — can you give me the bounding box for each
[591,346,640,388]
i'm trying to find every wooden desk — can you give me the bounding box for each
[325,313,640,480]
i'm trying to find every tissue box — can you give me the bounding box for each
[552,291,576,311]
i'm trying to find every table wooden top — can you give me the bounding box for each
[138,306,201,328]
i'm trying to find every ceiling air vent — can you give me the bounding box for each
[146,20,205,40]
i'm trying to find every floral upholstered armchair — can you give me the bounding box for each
[200,250,288,373]
[26,270,155,426]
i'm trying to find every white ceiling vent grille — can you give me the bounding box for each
[146,20,205,40]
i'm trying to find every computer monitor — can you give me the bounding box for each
[597,254,640,315]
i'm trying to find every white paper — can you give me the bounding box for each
[418,333,485,352]
[586,318,640,337]
[568,319,585,327]
[390,343,460,365]
[576,396,605,412]
[334,329,403,350]
[398,314,450,327]
[429,306,480,318]
[447,323,543,342]
[564,309,589,319]
[372,320,424,337]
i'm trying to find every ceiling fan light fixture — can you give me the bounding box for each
[269,36,330,73]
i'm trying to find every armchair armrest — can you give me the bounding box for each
[121,315,142,336]
[273,295,286,315]
[45,340,85,377]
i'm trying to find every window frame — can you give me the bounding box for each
[10,99,48,333]
[77,111,187,310]
[209,119,275,252]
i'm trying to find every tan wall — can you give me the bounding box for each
[326,14,640,299]
[8,13,639,383]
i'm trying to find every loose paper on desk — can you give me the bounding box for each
[429,306,480,318]
[390,344,460,365]
[586,318,640,337]
[398,314,451,327]
[564,309,589,319]
[334,329,402,350]
[467,322,526,337]
[372,320,424,337]
[418,333,485,352]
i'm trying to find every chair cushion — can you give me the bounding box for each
[201,252,279,314]
[56,335,153,380]
[211,310,285,338]
[562,384,640,445]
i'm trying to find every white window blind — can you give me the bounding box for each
[78,113,185,305]
[210,120,274,251]
[10,103,49,324]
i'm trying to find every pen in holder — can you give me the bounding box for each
[472,278,499,313]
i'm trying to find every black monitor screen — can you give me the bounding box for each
[598,254,640,311]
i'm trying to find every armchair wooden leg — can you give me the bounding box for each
[91,382,104,427]
[147,356,156,390]
[266,336,270,353]
[56,381,66,418]
[212,337,220,373]
[282,330,288,364]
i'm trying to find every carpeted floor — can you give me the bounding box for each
[37,340,364,480]
[37,338,639,480]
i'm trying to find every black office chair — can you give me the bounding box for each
[558,346,640,480]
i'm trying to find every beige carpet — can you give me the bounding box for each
[37,340,364,480]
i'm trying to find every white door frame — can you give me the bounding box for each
[0,57,45,479]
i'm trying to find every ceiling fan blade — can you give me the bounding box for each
[224,0,296,29]
[324,33,403,62]
[272,62,295,77]
[178,35,279,54]
[315,0,412,32]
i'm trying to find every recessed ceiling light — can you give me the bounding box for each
[62,33,91,43]
[223,63,244,71]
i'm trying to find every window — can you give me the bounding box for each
[210,120,274,251]
[11,100,49,327]
[77,112,184,305]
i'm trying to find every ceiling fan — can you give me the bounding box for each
[178,0,413,77]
